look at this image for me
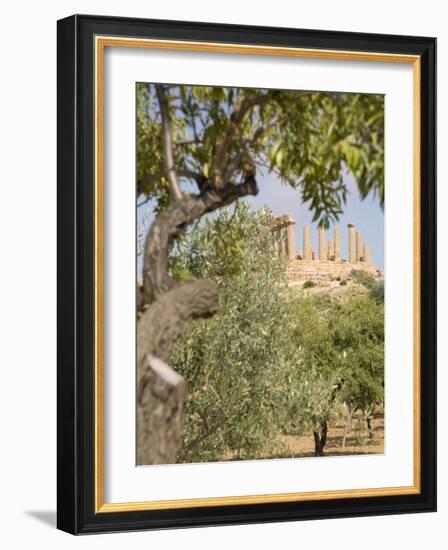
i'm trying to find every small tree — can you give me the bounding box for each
[287,297,342,456]
[330,298,384,447]
[172,205,302,462]
[287,295,384,456]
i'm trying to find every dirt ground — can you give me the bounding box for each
[263,408,384,459]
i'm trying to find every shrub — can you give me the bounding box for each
[172,204,301,463]
[369,280,384,304]
[351,269,376,289]
[303,280,316,289]
[339,280,347,286]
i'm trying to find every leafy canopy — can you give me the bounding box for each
[137,84,384,227]
[330,298,384,411]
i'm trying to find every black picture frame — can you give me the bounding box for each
[57,14,436,535]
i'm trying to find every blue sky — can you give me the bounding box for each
[137,171,384,275]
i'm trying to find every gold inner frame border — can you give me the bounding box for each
[94,35,421,513]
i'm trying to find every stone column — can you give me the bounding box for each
[280,228,287,256]
[303,225,312,260]
[334,227,341,261]
[318,228,327,261]
[348,223,356,263]
[286,215,296,260]
[363,244,371,263]
[356,231,363,261]
[328,240,334,260]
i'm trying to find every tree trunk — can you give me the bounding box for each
[137,279,219,365]
[313,421,328,457]
[137,354,187,465]
[136,279,219,464]
[367,416,374,439]
[136,176,258,464]
[342,407,355,449]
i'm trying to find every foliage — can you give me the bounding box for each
[351,269,384,304]
[351,269,376,289]
[284,297,342,436]
[137,84,384,227]
[330,298,384,412]
[172,204,301,462]
[369,280,384,304]
[287,294,384,449]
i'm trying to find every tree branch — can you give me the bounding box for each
[223,113,283,182]
[213,94,269,188]
[137,195,152,209]
[155,84,183,201]
[137,169,204,195]
[177,407,226,462]
[141,175,259,305]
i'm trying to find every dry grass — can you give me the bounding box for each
[262,408,384,459]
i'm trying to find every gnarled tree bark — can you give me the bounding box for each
[137,279,220,365]
[137,354,187,465]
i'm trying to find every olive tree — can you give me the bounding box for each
[287,296,343,456]
[330,298,384,447]
[286,295,384,456]
[171,204,302,462]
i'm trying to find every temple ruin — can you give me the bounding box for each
[267,214,383,286]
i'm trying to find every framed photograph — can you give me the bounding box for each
[57,14,436,534]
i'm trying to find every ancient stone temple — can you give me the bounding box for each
[268,214,383,286]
